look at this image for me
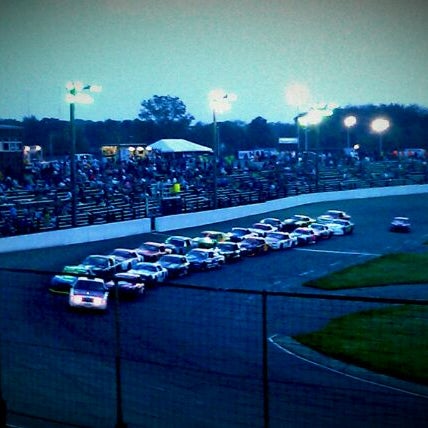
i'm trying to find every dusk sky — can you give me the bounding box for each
[1,0,428,124]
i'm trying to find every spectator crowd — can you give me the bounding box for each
[1,149,427,237]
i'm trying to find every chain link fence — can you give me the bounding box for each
[0,269,427,428]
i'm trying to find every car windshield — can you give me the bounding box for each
[139,243,160,252]
[82,256,108,268]
[266,232,284,239]
[74,280,105,292]
[188,250,207,259]
[167,238,184,247]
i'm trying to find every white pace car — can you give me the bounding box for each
[69,277,109,311]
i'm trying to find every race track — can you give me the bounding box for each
[1,193,428,427]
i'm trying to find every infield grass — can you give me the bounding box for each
[295,252,428,385]
[303,252,428,290]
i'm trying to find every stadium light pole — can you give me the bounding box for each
[344,115,357,150]
[371,117,390,158]
[65,81,102,227]
[208,89,237,209]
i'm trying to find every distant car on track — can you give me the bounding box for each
[259,217,284,231]
[319,219,354,235]
[390,216,411,233]
[216,241,242,262]
[164,236,194,254]
[227,227,255,242]
[308,223,333,240]
[136,242,172,262]
[192,235,218,249]
[109,248,143,270]
[106,273,145,299]
[128,262,168,285]
[290,227,317,245]
[264,231,295,250]
[186,248,224,271]
[249,222,277,237]
[317,209,351,223]
[158,254,190,277]
[239,236,270,256]
[50,265,90,294]
[282,214,316,232]
[79,255,123,279]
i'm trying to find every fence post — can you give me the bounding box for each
[0,335,6,428]
[114,282,127,428]
[262,290,269,428]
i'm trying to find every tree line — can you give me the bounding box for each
[1,95,427,160]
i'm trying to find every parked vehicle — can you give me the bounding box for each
[158,254,190,277]
[390,216,411,233]
[69,277,109,311]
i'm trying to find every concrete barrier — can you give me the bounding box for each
[154,184,428,231]
[1,184,427,253]
[0,217,151,254]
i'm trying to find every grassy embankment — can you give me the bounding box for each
[293,252,428,385]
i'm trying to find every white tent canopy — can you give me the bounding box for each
[148,139,213,153]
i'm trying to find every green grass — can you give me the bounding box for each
[294,252,428,385]
[293,305,428,385]
[303,252,428,290]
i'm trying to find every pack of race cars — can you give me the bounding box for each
[51,209,357,311]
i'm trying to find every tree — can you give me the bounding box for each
[138,95,194,139]
[246,116,276,149]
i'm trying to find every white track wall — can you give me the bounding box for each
[1,184,427,253]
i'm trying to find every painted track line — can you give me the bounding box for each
[269,334,428,399]
[295,248,381,256]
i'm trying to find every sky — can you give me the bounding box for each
[1,0,428,124]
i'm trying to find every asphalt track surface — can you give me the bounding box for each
[1,193,428,428]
